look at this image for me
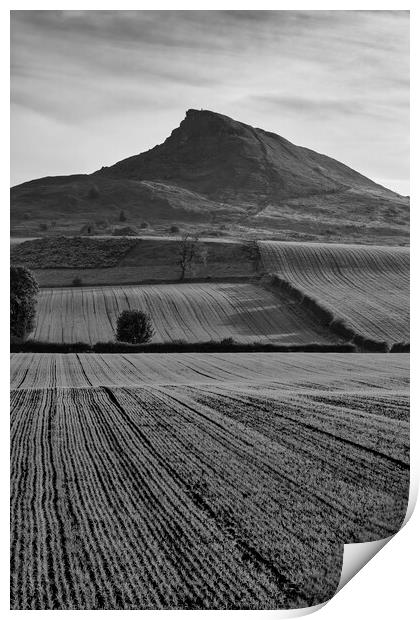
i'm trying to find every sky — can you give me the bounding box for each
[11,10,409,194]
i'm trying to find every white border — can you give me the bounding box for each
[2,2,416,618]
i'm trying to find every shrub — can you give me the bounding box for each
[220,337,234,346]
[39,222,49,231]
[140,221,149,229]
[72,277,83,286]
[119,210,127,222]
[115,309,154,344]
[391,342,410,353]
[10,266,39,339]
[169,225,180,234]
[353,337,390,353]
[112,225,138,236]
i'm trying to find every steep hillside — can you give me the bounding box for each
[102,109,397,202]
[11,109,409,244]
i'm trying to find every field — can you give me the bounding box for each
[10,236,139,269]
[31,282,337,345]
[10,353,409,609]
[259,241,409,345]
[10,232,410,609]
[11,237,256,287]
[17,237,410,349]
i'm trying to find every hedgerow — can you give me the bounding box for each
[11,236,139,269]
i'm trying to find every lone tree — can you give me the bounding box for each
[115,310,154,344]
[177,233,207,280]
[10,266,39,339]
[244,239,262,273]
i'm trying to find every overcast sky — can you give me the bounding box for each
[11,10,409,194]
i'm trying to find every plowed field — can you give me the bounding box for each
[259,241,409,344]
[10,353,409,609]
[11,352,409,391]
[31,282,337,345]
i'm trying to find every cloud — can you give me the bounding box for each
[10,10,409,193]
[250,95,368,118]
[248,94,408,124]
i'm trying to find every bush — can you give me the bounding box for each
[220,337,234,346]
[10,266,39,339]
[115,309,154,344]
[169,225,180,234]
[391,342,410,353]
[112,226,138,236]
[140,221,149,229]
[119,210,127,222]
[72,277,83,286]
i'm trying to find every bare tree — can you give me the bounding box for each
[177,233,207,280]
[244,238,262,273]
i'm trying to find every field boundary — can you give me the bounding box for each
[262,274,409,353]
[10,339,358,354]
[35,275,255,289]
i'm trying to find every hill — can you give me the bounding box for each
[10,110,409,244]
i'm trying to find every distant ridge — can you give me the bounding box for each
[11,109,409,244]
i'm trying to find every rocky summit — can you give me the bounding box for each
[11,109,409,244]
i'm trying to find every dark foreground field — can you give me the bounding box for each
[10,353,409,609]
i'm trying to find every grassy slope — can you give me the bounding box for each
[11,110,409,245]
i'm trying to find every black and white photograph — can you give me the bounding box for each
[9,8,410,611]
